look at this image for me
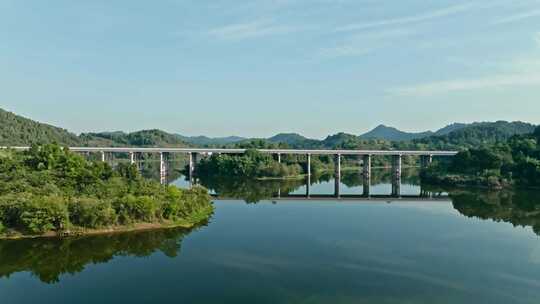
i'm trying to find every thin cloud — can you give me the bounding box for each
[389,73,540,97]
[493,9,540,25]
[336,3,477,32]
[207,20,303,40]
[319,29,414,58]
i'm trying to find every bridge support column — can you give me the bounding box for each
[307,154,311,176]
[392,155,402,197]
[392,180,401,197]
[334,154,341,198]
[363,175,370,197]
[421,155,433,168]
[392,155,402,179]
[306,174,311,198]
[362,155,371,178]
[129,152,135,165]
[160,152,169,185]
[277,153,281,163]
[101,151,105,162]
[189,153,194,179]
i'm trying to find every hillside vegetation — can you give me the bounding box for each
[0,109,81,146]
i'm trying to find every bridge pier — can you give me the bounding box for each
[334,154,341,198]
[362,155,371,178]
[277,153,281,163]
[421,155,433,168]
[307,154,311,176]
[100,151,105,162]
[129,152,135,165]
[392,155,402,179]
[160,152,169,185]
[306,175,311,197]
[363,175,370,197]
[392,155,402,197]
[392,180,401,197]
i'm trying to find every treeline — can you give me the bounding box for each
[195,149,313,179]
[421,127,540,188]
[0,144,213,237]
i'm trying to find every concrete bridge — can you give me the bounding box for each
[7,147,458,187]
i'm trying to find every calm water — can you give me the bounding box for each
[2,170,540,303]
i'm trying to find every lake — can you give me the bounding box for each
[1,169,540,304]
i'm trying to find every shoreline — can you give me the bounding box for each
[0,206,213,240]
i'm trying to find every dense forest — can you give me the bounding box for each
[0,144,213,238]
[421,126,540,189]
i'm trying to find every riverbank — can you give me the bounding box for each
[0,205,213,240]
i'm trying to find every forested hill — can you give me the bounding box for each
[412,121,536,149]
[0,108,81,146]
[360,125,434,141]
[80,130,189,147]
[0,109,190,147]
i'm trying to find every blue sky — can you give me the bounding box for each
[1,0,540,138]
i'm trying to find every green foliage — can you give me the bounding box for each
[422,130,540,188]
[0,109,81,146]
[68,198,117,228]
[196,149,306,178]
[19,196,70,234]
[0,144,213,236]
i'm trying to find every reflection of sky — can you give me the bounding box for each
[2,199,540,303]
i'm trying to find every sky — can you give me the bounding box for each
[1,0,540,139]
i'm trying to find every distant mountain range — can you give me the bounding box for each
[0,108,536,149]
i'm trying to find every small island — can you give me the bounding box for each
[0,144,214,239]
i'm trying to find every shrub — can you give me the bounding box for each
[69,197,117,228]
[19,196,69,234]
[114,195,159,223]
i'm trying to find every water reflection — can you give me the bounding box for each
[0,227,196,284]
[447,188,540,235]
[187,169,433,203]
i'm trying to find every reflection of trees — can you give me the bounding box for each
[440,187,540,236]
[0,227,198,284]
[198,176,306,204]
[198,169,423,203]
[340,169,421,187]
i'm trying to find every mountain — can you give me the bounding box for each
[177,135,246,146]
[434,123,468,136]
[268,133,309,145]
[414,121,536,149]
[80,130,189,147]
[0,108,82,146]
[360,125,433,141]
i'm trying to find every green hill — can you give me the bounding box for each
[80,130,189,147]
[360,124,433,141]
[414,121,536,149]
[0,108,81,146]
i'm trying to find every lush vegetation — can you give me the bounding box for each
[0,144,213,238]
[195,149,316,179]
[421,126,540,189]
[0,108,81,146]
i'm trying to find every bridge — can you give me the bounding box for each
[7,147,458,190]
